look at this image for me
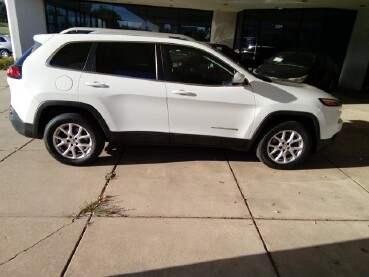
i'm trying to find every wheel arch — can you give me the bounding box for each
[34,101,111,141]
[250,111,320,153]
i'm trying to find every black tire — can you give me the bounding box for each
[0,49,10,59]
[256,121,312,170]
[44,113,105,166]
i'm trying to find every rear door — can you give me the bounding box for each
[79,42,169,143]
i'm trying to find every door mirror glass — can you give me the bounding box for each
[232,72,248,85]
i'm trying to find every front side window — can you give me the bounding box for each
[93,42,156,80]
[166,45,234,86]
[49,42,92,70]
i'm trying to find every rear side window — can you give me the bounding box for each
[92,42,156,80]
[49,42,92,71]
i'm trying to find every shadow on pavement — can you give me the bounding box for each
[91,119,369,170]
[106,238,369,277]
[332,87,369,104]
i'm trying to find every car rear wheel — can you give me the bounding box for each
[256,121,312,169]
[44,113,104,166]
[0,49,10,58]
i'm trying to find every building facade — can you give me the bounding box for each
[4,0,369,92]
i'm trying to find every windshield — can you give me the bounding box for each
[266,52,316,68]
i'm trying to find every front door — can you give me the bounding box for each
[163,45,255,146]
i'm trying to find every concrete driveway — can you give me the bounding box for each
[1,71,369,276]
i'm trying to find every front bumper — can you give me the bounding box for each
[316,134,338,152]
[9,106,37,138]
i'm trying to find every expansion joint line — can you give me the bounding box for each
[0,222,73,267]
[224,152,281,277]
[320,153,369,194]
[60,151,123,277]
[0,139,35,163]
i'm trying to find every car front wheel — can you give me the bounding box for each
[256,121,312,169]
[44,113,104,166]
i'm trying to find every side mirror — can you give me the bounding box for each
[232,72,249,86]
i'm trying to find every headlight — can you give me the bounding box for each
[286,75,308,83]
[319,98,342,107]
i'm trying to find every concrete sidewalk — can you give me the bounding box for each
[1,71,369,276]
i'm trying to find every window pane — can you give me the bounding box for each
[166,45,234,86]
[179,10,212,41]
[114,5,147,30]
[147,7,179,33]
[90,3,117,28]
[45,1,213,41]
[94,42,156,80]
[50,42,92,70]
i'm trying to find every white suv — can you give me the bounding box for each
[7,28,342,169]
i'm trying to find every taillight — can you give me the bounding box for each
[319,98,342,107]
[7,65,22,79]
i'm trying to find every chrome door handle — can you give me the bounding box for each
[172,90,197,97]
[85,82,109,88]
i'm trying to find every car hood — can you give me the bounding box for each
[255,63,310,79]
[250,78,338,105]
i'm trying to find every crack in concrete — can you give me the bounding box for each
[76,215,369,222]
[254,217,369,222]
[102,215,250,219]
[320,153,369,194]
[0,139,35,163]
[225,153,281,277]
[0,109,8,114]
[0,84,9,89]
[60,151,123,277]
[0,221,74,266]
[0,215,76,219]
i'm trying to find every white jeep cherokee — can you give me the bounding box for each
[7,28,342,169]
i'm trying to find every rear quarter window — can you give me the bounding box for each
[49,42,93,71]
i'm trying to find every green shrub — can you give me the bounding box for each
[0,56,14,70]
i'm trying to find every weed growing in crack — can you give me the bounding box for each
[74,195,127,220]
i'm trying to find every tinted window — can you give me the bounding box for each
[50,42,92,70]
[0,37,6,42]
[93,42,156,80]
[166,45,234,86]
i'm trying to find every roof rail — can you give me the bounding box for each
[60,27,101,34]
[60,27,195,41]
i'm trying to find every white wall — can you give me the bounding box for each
[210,11,237,48]
[5,0,46,59]
[339,10,369,91]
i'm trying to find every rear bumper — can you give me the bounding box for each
[9,106,38,138]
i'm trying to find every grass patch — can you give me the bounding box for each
[0,56,13,70]
[0,22,9,34]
